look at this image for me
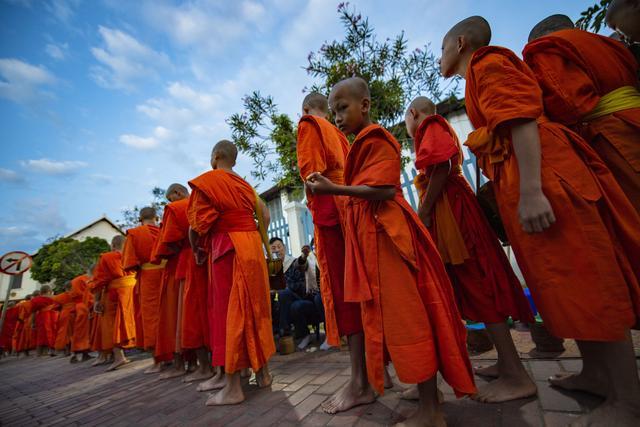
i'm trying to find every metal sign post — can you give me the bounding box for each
[0,251,33,337]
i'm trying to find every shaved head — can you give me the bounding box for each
[407,97,436,116]
[111,235,126,250]
[139,206,157,221]
[328,77,371,136]
[211,139,238,167]
[445,16,492,49]
[529,14,575,41]
[302,92,328,114]
[32,290,40,297]
[40,285,52,295]
[332,77,371,101]
[165,183,189,201]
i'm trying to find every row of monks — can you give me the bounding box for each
[2,7,640,426]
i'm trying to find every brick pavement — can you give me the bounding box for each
[2,343,636,427]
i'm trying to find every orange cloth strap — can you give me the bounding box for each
[210,209,257,233]
[141,260,167,270]
[109,275,137,289]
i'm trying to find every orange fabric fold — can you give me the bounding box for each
[343,123,475,396]
[464,46,640,340]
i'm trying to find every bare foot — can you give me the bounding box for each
[91,355,107,367]
[548,372,607,398]
[106,358,130,372]
[395,406,446,427]
[159,366,186,380]
[197,371,226,392]
[240,368,252,378]
[474,363,499,378]
[183,368,213,383]
[384,368,394,389]
[322,381,376,414]
[205,388,245,406]
[569,400,640,427]
[472,376,537,403]
[256,368,272,388]
[400,386,445,403]
[69,355,79,364]
[80,353,93,362]
[144,362,164,374]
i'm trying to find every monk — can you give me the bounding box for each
[440,16,640,426]
[606,0,640,43]
[122,206,166,373]
[53,283,75,356]
[31,285,59,357]
[13,295,33,357]
[0,302,18,355]
[89,271,111,366]
[188,139,275,405]
[297,92,372,412]
[151,184,201,379]
[405,96,536,403]
[92,235,137,371]
[305,77,476,425]
[524,15,640,213]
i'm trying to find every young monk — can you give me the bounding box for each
[92,235,137,371]
[405,96,536,402]
[606,0,640,43]
[0,302,18,355]
[305,77,476,425]
[13,295,33,357]
[524,15,640,214]
[65,273,94,363]
[440,16,640,425]
[188,140,275,406]
[31,285,58,357]
[53,283,75,356]
[297,92,373,412]
[122,206,166,373]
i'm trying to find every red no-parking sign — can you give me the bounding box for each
[0,251,32,276]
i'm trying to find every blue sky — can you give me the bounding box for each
[0,0,592,254]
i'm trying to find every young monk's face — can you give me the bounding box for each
[404,110,419,139]
[328,87,369,136]
[439,35,461,78]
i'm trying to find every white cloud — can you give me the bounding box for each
[0,168,25,183]
[0,58,56,104]
[45,0,78,24]
[90,26,171,91]
[45,42,69,60]
[119,134,159,150]
[21,158,88,175]
[241,1,266,23]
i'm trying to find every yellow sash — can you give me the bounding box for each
[141,259,167,270]
[584,86,640,121]
[109,275,137,289]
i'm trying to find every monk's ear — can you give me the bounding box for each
[302,106,310,115]
[456,35,465,54]
[361,97,371,114]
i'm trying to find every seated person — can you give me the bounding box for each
[270,237,324,350]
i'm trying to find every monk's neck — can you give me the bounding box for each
[457,52,474,79]
[216,165,235,173]
[354,117,373,135]
[141,220,156,226]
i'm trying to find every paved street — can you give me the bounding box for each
[3,330,635,427]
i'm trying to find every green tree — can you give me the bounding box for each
[30,237,110,292]
[576,0,612,32]
[118,186,168,230]
[228,3,453,188]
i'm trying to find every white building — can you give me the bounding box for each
[261,101,524,282]
[0,216,124,301]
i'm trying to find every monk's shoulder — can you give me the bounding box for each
[355,124,400,153]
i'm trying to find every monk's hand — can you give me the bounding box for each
[305,172,334,195]
[518,190,556,233]
[194,248,207,266]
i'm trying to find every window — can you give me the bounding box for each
[9,274,23,290]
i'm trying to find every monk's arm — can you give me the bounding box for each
[189,227,207,266]
[418,161,450,226]
[257,198,271,227]
[305,172,395,200]
[510,120,556,233]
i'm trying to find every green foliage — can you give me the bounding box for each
[227,92,299,188]
[118,186,168,230]
[30,237,110,292]
[576,0,612,32]
[305,2,458,140]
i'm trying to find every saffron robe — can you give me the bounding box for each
[0,306,18,352]
[93,251,137,350]
[67,274,93,353]
[188,169,275,373]
[31,296,58,348]
[54,301,75,351]
[122,224,164,350]
[464,46,640,341]
[342,124,476,395]
[523,28,640,212]
[297,114,363,345]
[14,301,34,352]
[413,115,534,324]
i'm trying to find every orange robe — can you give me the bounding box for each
[297,115,363,346]
[93,251,137,350]
[14,301,33,352]
[57,274,93,353]
[188,169,275,373]
[413,115,534,324]
[464,46,640,341]
[342,124,475,395]
[31,296,58,348]
[523,28,640,212]
[1,306,18,352]
[122,224,164,350]
[54,301,75,351]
